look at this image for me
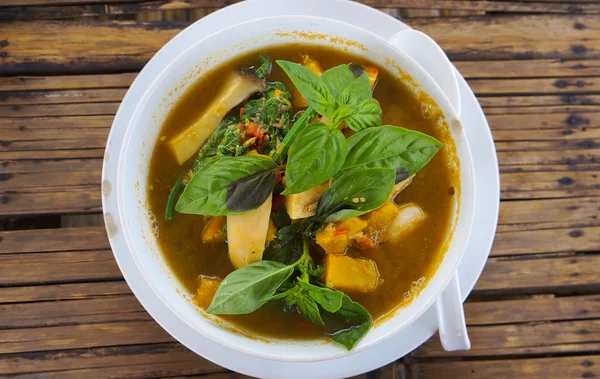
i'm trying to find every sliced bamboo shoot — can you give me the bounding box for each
[390,174,415,200]
[168,71,266,165]
[226,194,272,269]
[284,182,329,219]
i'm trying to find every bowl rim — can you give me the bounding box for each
[110,14,476,362]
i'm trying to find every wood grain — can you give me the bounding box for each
[0,250,122,285]
[410,356,600,378]
[2,0,600,22]
[0,281,130,303]
[0,343,224,377]
[1,15,599,75]
[0,226,108,253]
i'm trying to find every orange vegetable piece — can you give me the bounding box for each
[201,216,226,243]
[323,255,381,293]
[194,276,221,310]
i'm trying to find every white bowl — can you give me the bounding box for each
[104,15,475,363]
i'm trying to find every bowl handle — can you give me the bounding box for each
[435,273,471,351]
[388,29,461,117]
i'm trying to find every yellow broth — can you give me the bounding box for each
[147,45,459,340]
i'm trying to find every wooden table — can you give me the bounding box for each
[1,1,599,378]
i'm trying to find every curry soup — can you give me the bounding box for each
[147,45,458,348]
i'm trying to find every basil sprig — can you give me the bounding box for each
[209,234,372,350]
[277,61,383,193]
[176,156,279,216]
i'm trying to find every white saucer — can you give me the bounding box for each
[103,0,500,377]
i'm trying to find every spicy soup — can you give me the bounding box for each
[147,45,458,343]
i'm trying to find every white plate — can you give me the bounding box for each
[102,0,500,377]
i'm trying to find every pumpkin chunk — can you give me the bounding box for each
[316,217,367,255]
[323,255,380,293]
[194,276,221,309]
[201,216,226,243]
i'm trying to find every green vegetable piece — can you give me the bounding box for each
[294,293,324,326]
[326,294,372,351]
[263,226,303,265]
[283,122,347,195]
[342,125,442,181]
[340,98,382,131]
[316,167,396,223]
[176,156,277,216]
[320,64,371,105]
[298,281,344,313]
[207,260,294,315]
[164,172,185,221]
[255,53,272,79]
[270,107,318,164]
[277,60,335,116]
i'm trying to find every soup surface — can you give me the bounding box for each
[147,44,458,344]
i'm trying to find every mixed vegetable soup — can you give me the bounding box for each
[147,45,459,350]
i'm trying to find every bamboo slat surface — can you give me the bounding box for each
[1,1,599,378]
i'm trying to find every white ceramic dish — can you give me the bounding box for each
[102,0,499,377]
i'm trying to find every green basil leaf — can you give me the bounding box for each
[325,294,372,351]
[298,281,344,313]
[329,105,355,129]
[277,60,334,116]
[207,260,294,315]
[343,98,383,131]
[320,64,371,105]
[294,292,324,326]
[316,167,395,223]
[283,122,347,195]
[341,125,442,177]
[176,156,277,216]
[263,226,303,265]
[226,167,277,213]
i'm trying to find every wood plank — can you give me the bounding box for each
[1,165,102,186]
[0,281,130,304]
[500,163,600,173]
[0,158,102,174]
[0,186,102,216]
[469,77,600,95]
[0,320,174,354]
[0,88,127,106]
[464,294,600,325]
[0,115,113,130]
[498,197,600,227]
[475,254,600,293]
[0,343,224,377]
[493,127,600,141]
[484,104,600,115]
[0,148,105,160]
[492,226,600,256]
[0,74,137,91]
[495,139,600,151]
[410,356,600,378]
[0,102,120,117]
[414,320,600,358]
[479,94,600,108]
[456,59,600,79]
[2,0,599,22]
[497,149,600,166]
[0,295,148,329]
[500,170,600,195]
[2,15,599,75]
[0,226,109,254]
[0,250,122,285]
